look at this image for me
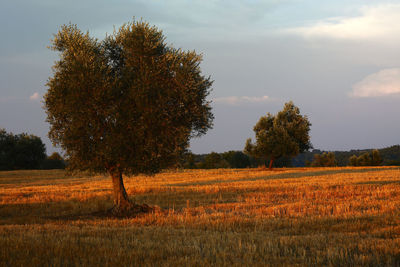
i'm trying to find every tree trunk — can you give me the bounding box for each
[268,158,274,170]
[110,171,131,211]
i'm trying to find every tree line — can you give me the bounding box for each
[2,124,397,171]
[293,146,400,167]
[181,146,400,169]
[0,128,65,170]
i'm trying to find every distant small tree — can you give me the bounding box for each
[41,152,66,169]
[359,152,371,166]
[348,150,382,166]
[379,145,400,165]
[14,133,47,170]
[310,152,337,167]
[44,21,213,214]
[349,155,358,166]
[371,149,382,166]
[244,102,312,170]
[200,152,229,169]
[222,151,251,168]
[182,152,196,169]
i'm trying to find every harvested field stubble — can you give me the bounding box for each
[1,167,400,266]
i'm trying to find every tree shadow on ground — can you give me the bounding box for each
[0,189,244,225]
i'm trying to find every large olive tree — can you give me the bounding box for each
[244,102,312,169]
[44,21,213,214]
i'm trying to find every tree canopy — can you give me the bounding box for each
[44,20,213,213]
[0,129,46,170]
[41,152,66,170]
[349,150,382,166]
[244,101,312,169]
[309,152,337,167]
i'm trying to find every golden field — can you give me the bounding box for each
[1,167,400,266]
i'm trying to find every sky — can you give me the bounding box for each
[1,0,400,155]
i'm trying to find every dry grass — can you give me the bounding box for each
[1,167,400,266]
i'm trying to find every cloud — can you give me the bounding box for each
[213,95,270,105]
[285,4,400,41]
[29,92,40,101]
[350,68,400,98]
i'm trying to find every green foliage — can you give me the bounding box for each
[184,146,399,169]
[371,150,382,165]
[309,152,337,167]
[244,101,312,168]
[348,150,382,166]
[379,145,400,165]
[221,151,251,168]
[180,151,252,169]
[181,152,196,169]
[0,129,14,170]
[294,146,400,167]
[44,20,213,176]
[197,152,230,169]
[349,155,358,166]
[0,128,46,170]
[41,152,66,170]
